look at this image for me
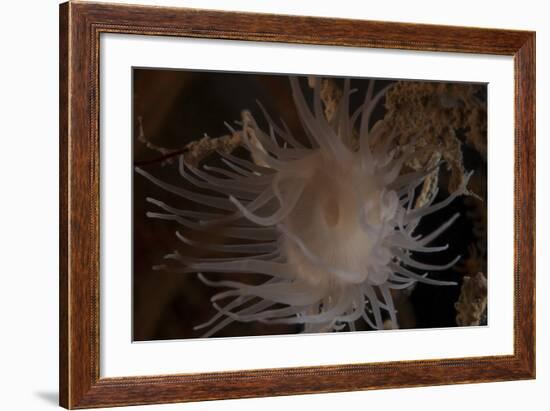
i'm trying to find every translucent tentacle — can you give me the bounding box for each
[136,167,235,211]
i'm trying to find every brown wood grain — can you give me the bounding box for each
[59,2,69,407]
[59,1,536,408]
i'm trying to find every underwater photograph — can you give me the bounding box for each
[132,69,487,341]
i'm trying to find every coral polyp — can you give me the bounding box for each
[137,76,471,337]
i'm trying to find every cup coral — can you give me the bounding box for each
[137,76,471,337]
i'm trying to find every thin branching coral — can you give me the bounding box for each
[137,76,471,337]
[383,81,486,193]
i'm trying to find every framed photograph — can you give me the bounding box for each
[59,1,535,408]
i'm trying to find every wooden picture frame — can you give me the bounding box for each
[59,1,535,408]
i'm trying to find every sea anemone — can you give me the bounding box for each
[137,76,471,337]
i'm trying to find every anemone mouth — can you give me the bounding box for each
[138,75,471,336]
